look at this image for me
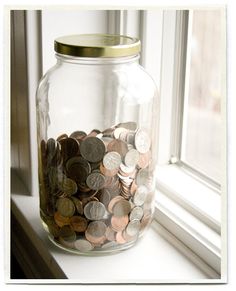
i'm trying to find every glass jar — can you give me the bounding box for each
[36,34,158,255]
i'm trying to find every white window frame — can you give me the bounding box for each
[9,7,227,281]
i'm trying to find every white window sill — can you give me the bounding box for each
[9,172,224,283]
[155,164,225,278]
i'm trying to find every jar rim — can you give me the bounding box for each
[54,34,141,58]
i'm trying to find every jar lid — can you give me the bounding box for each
[54,34,141,58]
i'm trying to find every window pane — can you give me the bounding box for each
[181,10,224,183]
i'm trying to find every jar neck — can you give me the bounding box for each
[55,53,140,65]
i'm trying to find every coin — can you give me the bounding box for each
[102,127,115,137]
[134,129,151,154]
[137,151,151,168]
[54,211,70,227]
[107,139,128,157]
[80,136,105,162]
[122,229,138,242]
[124,149,139,167]
[46,138,57,160]
[116,231,126,244]
[101,241,118,249]
[56,197,75,217]
[59,137,80,161]
[87,129,101,138]
[136,168,151,186]
[70,197,83,215]
[98,188,111,207]
[46,220,60,238]
[84,201,106,220]
[59,226,76,242]
[140,211,152,230]
[86,221,107,238]
[113,127,128,139]
[70,130,87,142]
[58,176,78,196]
[103,151,121,170]
[129,206,144,221]
[85,232,106,245]
[74,239,94,251]
[112,200,131,217]
[117,122,137,131]
[126,219,140,236]
[58,236,75,249]
[41,122,154,252]
[108,196,124,213]
[133,185,148,206]
[130,180,138,196]
[56,133,68,142]
[86,172,106,190]
[66,156,91,183]
[111,215,129,231]
[126,132,135,145]
[105,226,117,241]
[70,215,88,232]
[100,163,118,177]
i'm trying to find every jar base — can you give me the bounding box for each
[47,233,140,256]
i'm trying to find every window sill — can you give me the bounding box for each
[9,171,226,283]
[10,174,223,283]
[155,164,225,278]
[10,193,213,283]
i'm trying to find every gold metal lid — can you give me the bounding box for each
[54,34,141,58]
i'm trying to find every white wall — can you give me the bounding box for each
[42,10,108,73]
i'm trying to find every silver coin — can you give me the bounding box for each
[86,221,107,237]
[86,172,106,190]
[133,185,148,206]
[103,151,122,170]
[113,127,128,139]
[125,219,140,236]
[129,206,144,221]
[134,129,151,154]
[113,200,131,217]
[74,239,94,252]
[124,149,139,167]
[84,201,106,220]
[119,163,135,174]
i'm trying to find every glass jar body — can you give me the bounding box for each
[36,54,158,255]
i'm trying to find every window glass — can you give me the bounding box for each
[181,10,223,183]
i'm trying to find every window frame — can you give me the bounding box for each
[9,7,226,280]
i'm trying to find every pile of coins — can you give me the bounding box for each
[39,122,155,253]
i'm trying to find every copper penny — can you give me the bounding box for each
[105,226,117,241]
[54,211,70,227]
[70,130,87,141]
[137,151,151,169]
[108,196,124,213]
[107,139,128,157]
[70,215,88,232]
[116,231,127,244]
[111,215,129,232]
